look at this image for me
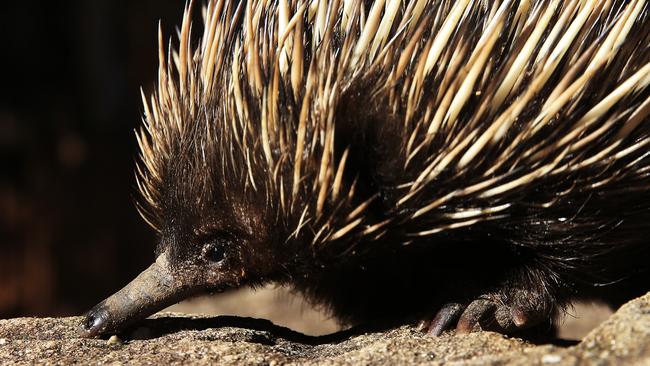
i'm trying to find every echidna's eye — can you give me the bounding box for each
[204,241,226,263]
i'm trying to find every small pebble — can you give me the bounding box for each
[0,338,7,345]
[107,335,123,346]
[541,354,562,364]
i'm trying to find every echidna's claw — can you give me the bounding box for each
[455,298,497,334]
[419,302,465,336]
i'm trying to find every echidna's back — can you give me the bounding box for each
[328,0,650,291]
[341,3,648,228]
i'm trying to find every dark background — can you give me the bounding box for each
[0,1,188,318]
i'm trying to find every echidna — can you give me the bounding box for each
[81,0,650,338]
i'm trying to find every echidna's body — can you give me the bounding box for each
[83,0,650,337]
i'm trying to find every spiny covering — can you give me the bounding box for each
[135,0,650,261]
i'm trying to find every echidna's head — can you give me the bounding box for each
[80,91,293,337]
[80,129,286,337]
[80,1,376,337]
[80,74,290,338]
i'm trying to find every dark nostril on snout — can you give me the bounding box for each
[79,305,110,337]
[83,313,99,330]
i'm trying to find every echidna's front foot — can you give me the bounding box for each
[420,296,547,336]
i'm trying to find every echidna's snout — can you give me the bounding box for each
[80,252,193,338]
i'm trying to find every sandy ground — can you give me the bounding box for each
[2,293,650,365]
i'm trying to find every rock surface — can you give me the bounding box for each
[1,293,650,365]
